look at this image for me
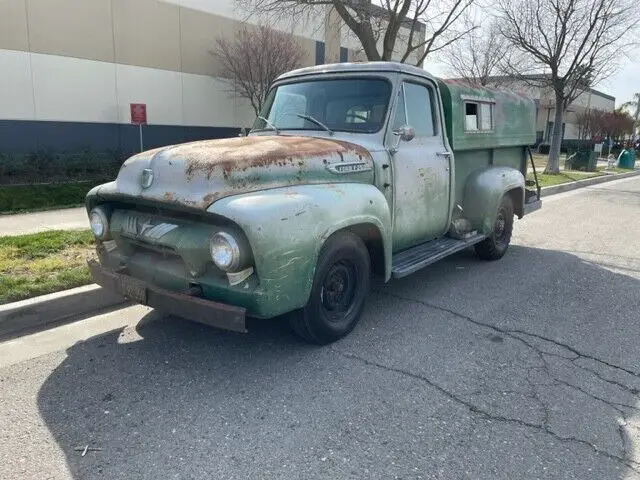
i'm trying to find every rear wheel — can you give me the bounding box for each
[475,195,514,261]
[289,231,370,344]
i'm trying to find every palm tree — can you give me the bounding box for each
[622,93,640,143]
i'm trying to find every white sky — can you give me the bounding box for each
[417,0,640,109]
[597,62,640,106]
[425,58,639,107]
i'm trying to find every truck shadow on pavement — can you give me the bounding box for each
[36,246,640,479]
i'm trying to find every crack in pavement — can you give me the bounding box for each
[333,347,640,473]
[380,291,640,381]
[354,291,640,472]
[509,330,640,379]
[571,361,640,397]
[548,373,638,415]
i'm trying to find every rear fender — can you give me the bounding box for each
[463,167,525,234]
[208,184,392,317]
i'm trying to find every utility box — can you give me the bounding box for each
[565,148,597,171]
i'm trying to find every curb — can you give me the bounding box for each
[541,169,640,197]
[0,284,128,339]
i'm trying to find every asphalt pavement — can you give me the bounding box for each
[1,176,639,479]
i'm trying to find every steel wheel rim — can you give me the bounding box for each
[320,260,358,322]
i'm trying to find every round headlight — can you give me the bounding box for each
[210,232,240,272]
[89,207,110,240]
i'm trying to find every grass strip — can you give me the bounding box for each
[0,230,95,304]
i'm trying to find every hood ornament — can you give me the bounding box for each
[140,168,154,189]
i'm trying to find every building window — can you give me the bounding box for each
[464,102,493,132]
[315,41,325,65]
[340,47,348,63]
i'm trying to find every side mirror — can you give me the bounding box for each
[391,125,415,154]
[393,125,415,142]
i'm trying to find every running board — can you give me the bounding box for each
[391,233,486,279]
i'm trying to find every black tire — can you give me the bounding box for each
[289,231,371,344]
[475,195,514,261]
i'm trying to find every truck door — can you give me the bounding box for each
[388,79,452,251]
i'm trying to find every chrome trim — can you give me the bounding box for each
[325,161,373,174]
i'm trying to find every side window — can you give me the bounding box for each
[465,101,494,131]
[403,82,436,137]
[480,103,493,130]
[465,103,479,131]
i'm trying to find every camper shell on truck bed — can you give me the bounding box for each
[437,78,538,230]
[87,61,541,344]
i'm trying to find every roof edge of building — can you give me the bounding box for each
[447,75,615,102]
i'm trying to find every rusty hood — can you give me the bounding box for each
[98,135,375,211]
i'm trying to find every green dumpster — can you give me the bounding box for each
[617,149,636,170]
[565,148,597,171]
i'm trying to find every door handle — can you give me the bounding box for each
[437,151,452,157]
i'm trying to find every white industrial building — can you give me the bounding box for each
[475,76,616,143]
[0,0,423,155]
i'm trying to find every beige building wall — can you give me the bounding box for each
[0,0,29,51]
[0,0,427,130]
[27,0,116,62]
[324,7,343,64]
[112,0,182,71]
[0,0,326,127]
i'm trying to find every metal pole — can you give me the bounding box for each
[139,124,144,152]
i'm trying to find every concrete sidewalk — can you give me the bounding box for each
[0,207,88,237]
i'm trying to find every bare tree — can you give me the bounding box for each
[238,0,476,66]
[621,93,640,143]
[442,21,513,86]
[497,0,638,173]
[213,25,304,117]
[575,109,593,140]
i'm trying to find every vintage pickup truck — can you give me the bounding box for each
[87,62,541,344]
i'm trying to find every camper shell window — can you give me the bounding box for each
[464,101,494,132]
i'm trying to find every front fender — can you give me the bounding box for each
[208,184,392,317]
[463,167,524,234]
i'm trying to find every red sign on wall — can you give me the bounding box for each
[130,103,147,125]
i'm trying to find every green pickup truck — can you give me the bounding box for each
[87,62,541,344]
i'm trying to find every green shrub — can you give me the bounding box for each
[0,181,103,213]
[0,148,124,185]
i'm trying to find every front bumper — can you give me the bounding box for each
[88,260,247,333]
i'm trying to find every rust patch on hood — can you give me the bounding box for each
[180,136,372,180]
[200,192,222,208]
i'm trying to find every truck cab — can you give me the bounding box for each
[87,62,541,344]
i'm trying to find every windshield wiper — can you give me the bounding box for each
[256,116,279,135]
[295,114,334,136]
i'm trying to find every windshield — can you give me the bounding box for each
[252,78,391,134]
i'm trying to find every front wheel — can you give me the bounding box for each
[289,231,371,344]
[475,195,514,261]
